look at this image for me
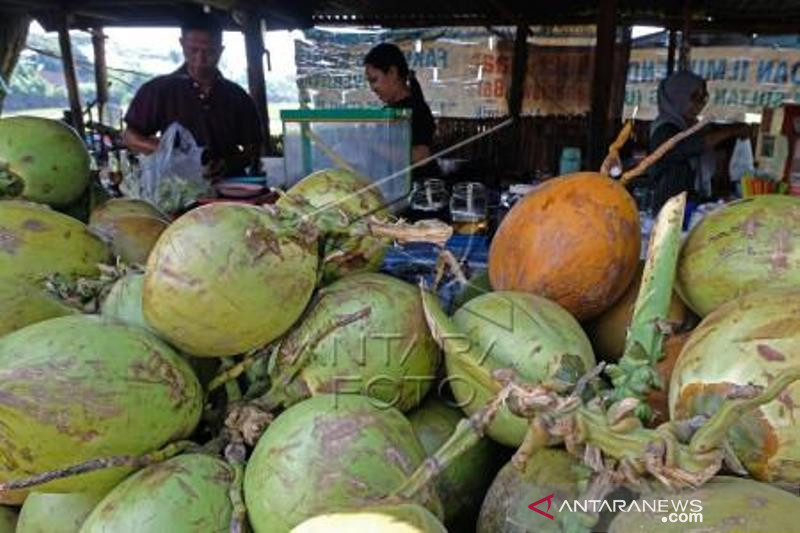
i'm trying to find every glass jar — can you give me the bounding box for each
[449,181,487,235]
[410,178,449,212]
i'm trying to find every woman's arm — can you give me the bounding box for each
[701,123,750,150]
[411,145,431,165]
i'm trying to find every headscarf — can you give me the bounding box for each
[649,71,706,136]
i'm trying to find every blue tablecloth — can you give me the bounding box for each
[380,234,489,312]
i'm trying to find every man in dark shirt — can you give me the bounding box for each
[123,16,262,178]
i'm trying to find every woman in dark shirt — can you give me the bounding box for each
[649,71,749,212]
[364,43,436,169]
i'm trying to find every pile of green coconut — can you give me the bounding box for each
[1,116,799,533]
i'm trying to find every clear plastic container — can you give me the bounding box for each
[281,108,412,209]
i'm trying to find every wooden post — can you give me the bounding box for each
[588,0,618,170]
[666,29,677,75]
[679,0,691,71]
[242,13,270,156]
[610,26,632,122]
[507,24,529,174]
[91,27,108,126]
[56,13,84,138]
[507,24,529,119]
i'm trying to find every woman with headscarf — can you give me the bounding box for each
[648,71,749,212]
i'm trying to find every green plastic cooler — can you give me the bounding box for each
[280,108,412,208]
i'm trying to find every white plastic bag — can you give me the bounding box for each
[129,122,211,214]
[728,138,754,183]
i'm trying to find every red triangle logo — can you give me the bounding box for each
[528,494,555,520]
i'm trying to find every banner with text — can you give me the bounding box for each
[625,46,800,121]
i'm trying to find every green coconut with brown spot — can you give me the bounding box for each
[269,273,439,412]
[477,448,589,533]
[676,195,800,317]
[276,168,388,283]
[448,291,596,447]
[243,394,442,533]
[0,200,110,282]
[0,276,77,337]
[291,503,446,533]
[608,476,800,533]
[101,272,220,388]
[0,506,17,533]
[0,116,90,206]
[17,491,105,533]
[407,396,501,529]
[143,203,318,357]
[79,454,233,533]
[0,315,202,500]
[89,198,169,265]
[669,289,800,485]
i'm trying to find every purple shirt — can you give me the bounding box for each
[124,65,262,175]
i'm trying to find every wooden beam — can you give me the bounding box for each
[666,28,677,75]
[679,0,691,71]
[56,13,85,138]
[242,12,270,156]
[587,0,617,170]
[91,27,108,125]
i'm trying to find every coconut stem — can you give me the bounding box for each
[225,442,248,533]
[689,367,800,456]
[253,307,371,411]
[0,440,195,492]
[367,218,453,247]
[390,387,509,501]
[606,192,686,419]
[499,366,800,490]
[208,356,254,397]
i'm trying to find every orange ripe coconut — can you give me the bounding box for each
[488,172,640,320]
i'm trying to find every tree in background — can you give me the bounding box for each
[0,13,30,115]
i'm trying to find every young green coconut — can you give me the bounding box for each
[676,195,800,317]
[143,201,450,357]
[407,396,503,529]
[17,492,105,533]
[291,503,446,533]
[276,168,390,283]
[0,116,90,206]
[0,200,110,283]
[142,202,320,357]
[608,476,800,533]
[670,288,800,485]
[88,198,170,265]
[243,394,442,533]
[79,454,235,533]
[0,315,203,501]
[0,276,77,337]
[260,273,440,412]
[477,448,590,533]
[442,290,596,447]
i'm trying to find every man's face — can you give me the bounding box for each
[180,30,223,77]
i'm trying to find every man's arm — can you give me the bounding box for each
[122,127,159,155]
